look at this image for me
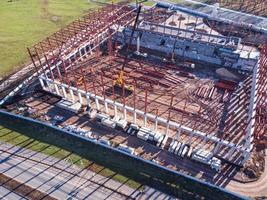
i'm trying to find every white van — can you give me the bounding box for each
[117,144,135,155]
[137,130,149,141]
[101,118,116,129]
[181,145,189,157]
[127,124,139,135]
[177,143,184,156]
[171,141,178,153]
[174,142,182,155]
[99,139,111,146]
[168,140,175,152]
[96,113,109,122]
[210,157,221,172]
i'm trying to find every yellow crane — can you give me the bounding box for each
[114,67,133,92]
[114,5,142,93]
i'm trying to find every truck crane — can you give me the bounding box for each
[114,4,142,93]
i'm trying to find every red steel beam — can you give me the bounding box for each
[27,48,40,76]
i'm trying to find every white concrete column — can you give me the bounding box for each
[133,111,137,124]
[56,65,61,78]
[188,132,193,145]
[47,81,53,93]
[245,121,255,148]
[165,123,170,135]
[95,98,100,110]
[137,35,140,53]
[105,102,109,114]
[86,94,91,107]
[54,84,60,95]
[70,89,75,102]
[245,61,259,152]
[144,114,147,127]
[79,48,82,58]
[89,43,93,55]
[123,108,127,120]
[78,91,83,104]
[114,104,118,117]
[62,86,67,98]
[175,128,181,140]
[213,143,221,154]
[39,78,45,88]
[154,117,158,131]
[226,146,236,160]
[241,150,251,164]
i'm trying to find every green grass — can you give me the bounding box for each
[0,0,104,78]
[0,125,142,189]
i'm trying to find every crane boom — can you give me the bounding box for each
[115,5,142,92]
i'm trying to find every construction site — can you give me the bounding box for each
[0,0,267,195]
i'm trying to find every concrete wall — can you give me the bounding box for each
[0,110,248,200]
[119,27,257,71]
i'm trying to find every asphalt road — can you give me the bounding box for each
[0,142,176,200]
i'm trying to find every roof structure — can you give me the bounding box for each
[155,0,267,34]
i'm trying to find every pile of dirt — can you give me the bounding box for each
[243,150,265,179]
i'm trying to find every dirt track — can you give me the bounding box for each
[226,154,267,198]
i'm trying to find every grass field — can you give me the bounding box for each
[0,125,142,189]
[0,0,106,78]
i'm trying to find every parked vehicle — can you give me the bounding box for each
[117,144,135,155]
[191,149,221,172]
[84,131,93,138]
[177,143,185,156]
[180,145,189,158]
[210,157,221,172]
[126,124,139,135]
[168,140,175,152]
[187,146,194,157]
[112,116,128,130]
[99,139,111,146]
[101,118,116,129]
[86,107,97,119]
[174,142,182,155]
[95,113,109,122]
[137,130,149,141]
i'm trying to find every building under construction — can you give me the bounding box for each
[1,1,267,174]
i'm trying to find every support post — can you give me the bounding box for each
[70,89,75,102]
[114,104,118,117]
[54,83,60,95]
[62,86,67,98]
[144,88,148,127]
[134,111,137,124]
[78,91,83,104]
[86,94,91,107]
[95,98,100,110]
